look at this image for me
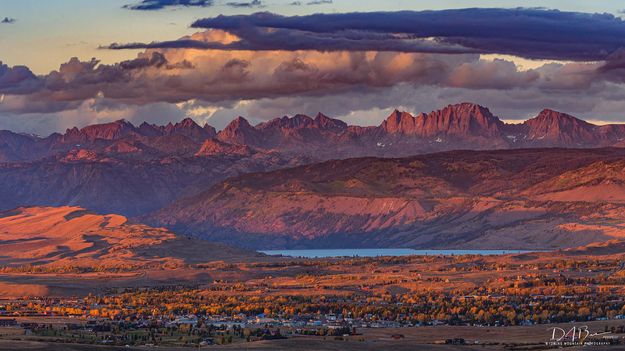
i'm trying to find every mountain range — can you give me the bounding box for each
[3,103,625,164]
[2,102,625,250]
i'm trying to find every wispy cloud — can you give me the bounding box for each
[225,0,263,8]
[290,0,332,5]
[123,0,214,11]
[307,0,332,5]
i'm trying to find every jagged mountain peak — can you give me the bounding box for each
[6,103,625,163]
[314,112,347,130]
[164,118,202,131]
[217,116,260,145]
[163,117,216,142]
[380,110,418,134]
[229,116,253,128]
[63,119,138,142]
[84,118,135,130]
[447,102,491,112]
[257,114,314,130]
[530,109,593,126]
[255,113,348,132]
[203,123,217,135]
[195,138,253,157]
[177,117,198,127]
[380,103,503,137]
[427,102,504,137]
[523,109,598,145]
[436,102,499,122]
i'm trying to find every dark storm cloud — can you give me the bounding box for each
[141,8,625,61]
[1,17,16,24]
[123,0,214,10]
[596,49,625,83]
[107,28,478,55]
[108,39,232,50]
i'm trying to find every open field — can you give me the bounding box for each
[0,245,622,296]
[0,250,624,350]
[0,320,624,350]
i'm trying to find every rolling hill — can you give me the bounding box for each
[0,206,256,269]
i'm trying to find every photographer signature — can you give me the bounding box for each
[548,325,611,343]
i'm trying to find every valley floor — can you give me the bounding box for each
[0,321,622,350]
[0,250,625,349]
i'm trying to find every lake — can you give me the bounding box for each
[259,249,537,258]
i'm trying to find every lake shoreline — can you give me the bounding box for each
[259,249,543,258]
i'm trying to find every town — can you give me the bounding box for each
[1,253,625,348]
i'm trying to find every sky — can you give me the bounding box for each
[2,0,625,134]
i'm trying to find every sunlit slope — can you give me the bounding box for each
[150,148,625,249]
[0,206,254,268]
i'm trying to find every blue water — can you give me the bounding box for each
[259,249,536,258]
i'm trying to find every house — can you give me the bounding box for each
[0,319,17,327]
[445,338,466,345]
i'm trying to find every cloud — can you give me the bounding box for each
[123,0,214,10]
[107,26,480,55]
[8,76,625,136]
[172,9,625,61]
[225,0,263,8]
[595,48,625,83]
[0,62,41,94]
[0,100,190,136]
[447,59,540,89]
[0,50,623,134]
[4,8,625,129]
[0,52,200,114]
[1,17,16,24]
[287,0,332,5]
[0,37,606,117]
